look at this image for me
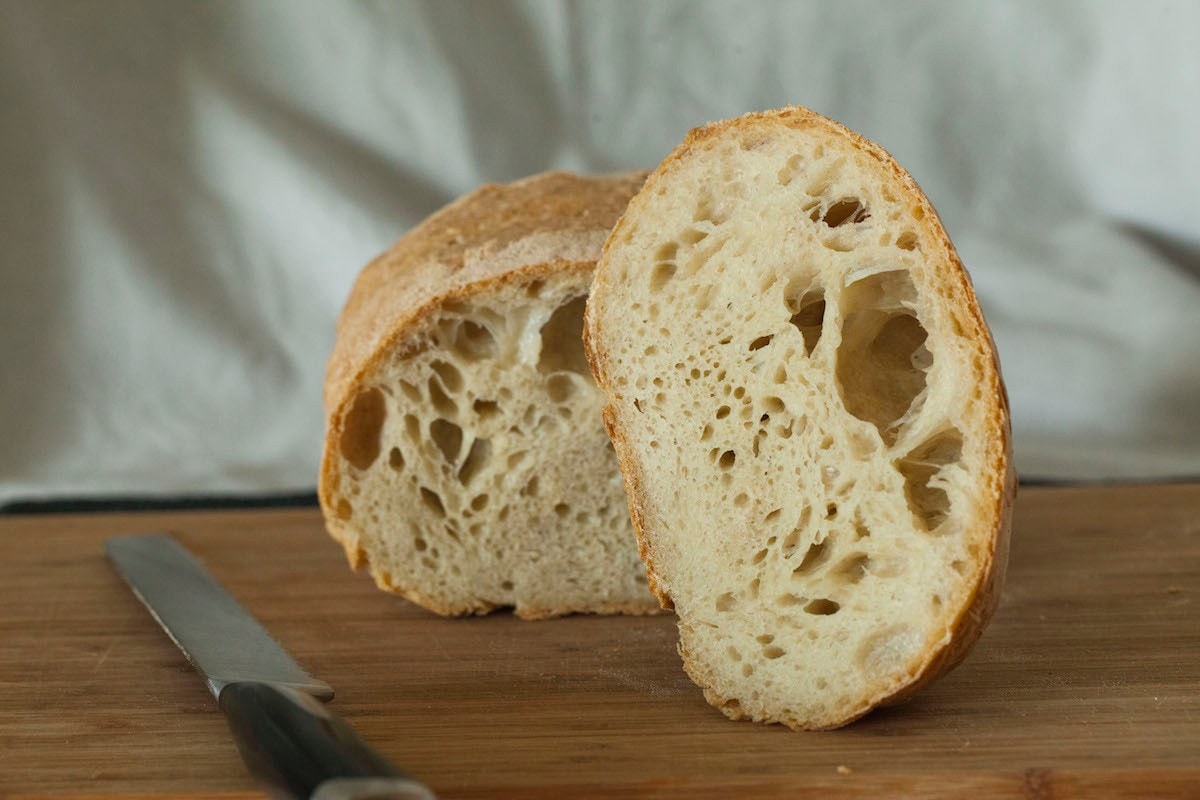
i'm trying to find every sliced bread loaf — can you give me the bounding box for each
[585,107,1015,728]
[320,171,659,619]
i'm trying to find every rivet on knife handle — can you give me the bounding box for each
[219,682,433,800]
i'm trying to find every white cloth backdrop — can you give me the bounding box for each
[2,0,1199,504]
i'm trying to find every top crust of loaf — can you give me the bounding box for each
[585,106,1015,729]
[324,171,649,417]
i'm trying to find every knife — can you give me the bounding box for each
[106,532,435,800]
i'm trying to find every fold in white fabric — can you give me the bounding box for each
[1,0,1197,503]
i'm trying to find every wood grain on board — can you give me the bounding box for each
[1,482,1197,799]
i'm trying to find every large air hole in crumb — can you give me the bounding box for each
[777,154,804,186]
[419,487,445,517]
[388,447,404,471]
[896,428,963,531]
[473,399,499,419]
[693,283,716,311]
[811,198,870,227]
[821,237,856,253]
[546,374,576,403]
[804,598,840,615]
[397,380,421,403]
[693,196,716,224]
[430,419,462,464]
[428,378,456,416]
[833,553,871,585]
[780,531,800,559]
[715,592,736,612]
[538,296,590,375]
[458,438,491,484]
[836,271,929,446]
[792,539,830,576]
[763,645,786,659]
[748,334,773,351]
[446,318,497,361]
[785,284,826,355]
[340,387,386,470]
[429,360,463,393]
[650,262,677,292]
[655,241,679,261]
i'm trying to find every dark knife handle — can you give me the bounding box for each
[218,682,435,800]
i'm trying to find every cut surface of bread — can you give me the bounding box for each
[585,107,1014,728]
[321,171,659,619]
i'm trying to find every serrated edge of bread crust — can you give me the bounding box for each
[584,106,1016,728]
[319,170,656,620]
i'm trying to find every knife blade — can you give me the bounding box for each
[106,532,435,800]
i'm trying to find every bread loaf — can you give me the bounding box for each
[585,107,1015,728]
[320,171,659,619]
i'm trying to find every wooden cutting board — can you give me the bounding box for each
[1,483,1197,799]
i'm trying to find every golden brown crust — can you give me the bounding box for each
[320,171,650,619]
[585,106,1015,728]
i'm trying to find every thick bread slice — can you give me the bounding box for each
[585,107,1015,728]
[321,171,659,619]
